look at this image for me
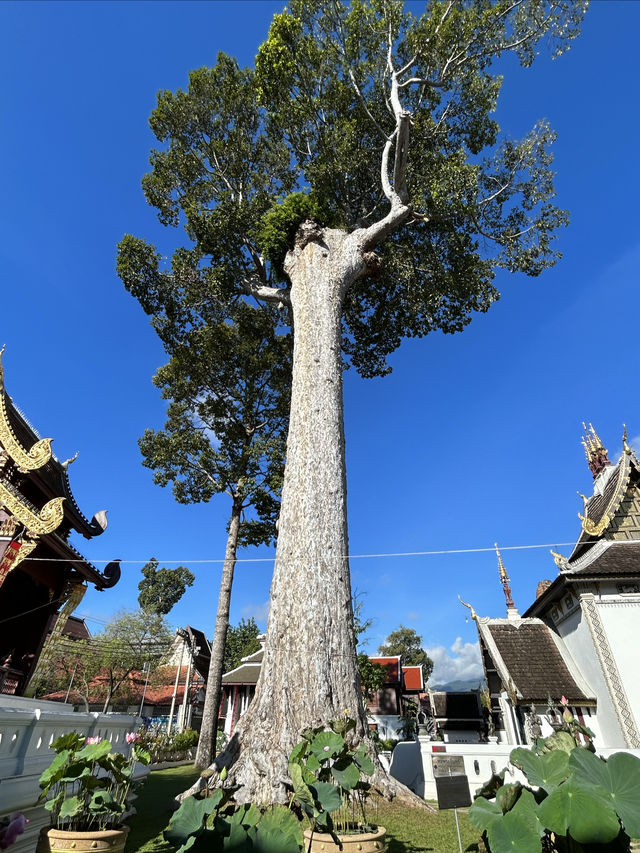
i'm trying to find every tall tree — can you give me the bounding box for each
[223,617,261,674]
[138,558,195,616]
[113,273,291,768]
[40,610,172,712]
[118,0,586,802]
[378,625,434,684]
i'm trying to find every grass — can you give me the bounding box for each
[125,764,201,853]
[125,766,483,853]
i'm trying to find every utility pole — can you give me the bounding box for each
[167,628,186,735]
[138,662,151,718]
[179,643,194,733]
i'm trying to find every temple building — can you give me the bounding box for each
[464,425,640,750]
[0,351,120,697]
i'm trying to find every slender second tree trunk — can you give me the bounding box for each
[195,495,242,769]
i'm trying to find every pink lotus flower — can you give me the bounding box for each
[561,696,568,705]
[85,736,102,745]
[0,813,28,850]
[126,732,141,744]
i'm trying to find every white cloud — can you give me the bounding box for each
[407,611,421,621]
[425,637,483,686]
[242,600,270,627]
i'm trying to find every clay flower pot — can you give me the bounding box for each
[303,826,386,852]
[36,826,130,853]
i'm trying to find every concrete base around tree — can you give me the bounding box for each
[0,696,147,853]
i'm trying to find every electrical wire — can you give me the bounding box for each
[18,538,603,565]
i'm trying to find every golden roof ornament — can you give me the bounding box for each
[550,549,569,570]
[0,347,53,473]
[623,424,632,455]
[458,595,478,621]
[495,543,516,612]
[581,422,611,478]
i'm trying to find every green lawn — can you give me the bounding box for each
[125,766,482,853]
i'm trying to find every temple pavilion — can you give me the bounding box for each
[0,350,120,697]
[464,424,640,750]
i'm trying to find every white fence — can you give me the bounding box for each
[0,697,144,853]
[389,735,640,802]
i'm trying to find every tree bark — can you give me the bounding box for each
[202,226,369,804]
[195,496,242,769]
[180,224,429,810]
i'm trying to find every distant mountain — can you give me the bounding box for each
[428,678,485,692]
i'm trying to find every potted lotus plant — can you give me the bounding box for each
[289,713,386,853]
[36,732,150,853]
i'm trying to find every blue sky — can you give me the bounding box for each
[1,1,638,686]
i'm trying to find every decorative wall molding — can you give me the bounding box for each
[581,595,640,747]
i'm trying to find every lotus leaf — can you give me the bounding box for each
[537,778,620,844]
[510,747,569,792]
[570,749,640,837]
[486,807,542,853]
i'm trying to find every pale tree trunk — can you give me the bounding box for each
[184,224,427,808]
[195,496,242,769]
[189,226,372,804]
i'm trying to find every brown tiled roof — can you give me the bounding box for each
[568,540,640,577]
[485,621,593,704]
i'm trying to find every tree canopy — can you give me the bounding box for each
[223,617,261,674]
[138,558,195,616]
[121,0,586,378]
[379,625,434,683]
[120,0,587,802]
[41,610,173,713]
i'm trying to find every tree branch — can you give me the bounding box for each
[240,276,291,306]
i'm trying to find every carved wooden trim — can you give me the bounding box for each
[0,393,52,472]
[0,480,64,535]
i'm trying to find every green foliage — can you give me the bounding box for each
[138,558,195,615]
[136,728,200,764]
[172,729,200,752]
[469,704,639,852]
[357,653,387,702]
[123,1,588,382]
[222,618,261,673]
[163,784,303,853]
[378,625,434,683]
[288,714,376,841]
[256,190,334,278]
[39,610,172,713]
[38,732,150,832]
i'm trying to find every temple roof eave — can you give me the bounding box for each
[4,393,107,540]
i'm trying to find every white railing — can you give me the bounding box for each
[0,697,145,853]
[390,735,640,802]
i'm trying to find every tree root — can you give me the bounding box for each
[178,733,435,814]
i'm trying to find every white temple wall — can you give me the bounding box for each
[555,601,625,748]
[597,597,640,735]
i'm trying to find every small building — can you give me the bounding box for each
[464,425,640,750]
[425,690,484,743]
[219,642,425,740]
[0,353,119,697]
